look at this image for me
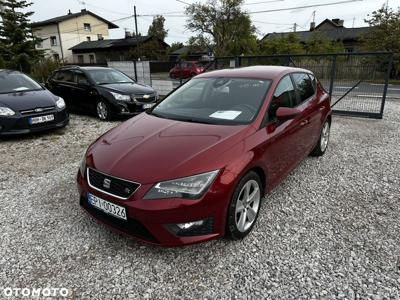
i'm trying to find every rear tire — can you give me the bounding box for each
[96,100,112,121]
[226,171,263,240]
[310,119,330,156]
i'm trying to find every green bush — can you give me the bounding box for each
[30,58,61,83]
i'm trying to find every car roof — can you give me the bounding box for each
[0,69,23,74]
[196,65,312,80]
[58,66,111,71]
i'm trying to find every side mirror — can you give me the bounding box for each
[276,107,301,122]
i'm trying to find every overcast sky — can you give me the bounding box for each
[29,0,399,44]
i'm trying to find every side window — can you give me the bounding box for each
[74,71,89,85]
[267,75,296,121]
[54,71,73,82]
[292,73,315,103]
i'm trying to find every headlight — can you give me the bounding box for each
[56,97,66,109]
[144,170,219,200]
[110,92,131,102]
[0,107,15,116]
[79,152,87,177]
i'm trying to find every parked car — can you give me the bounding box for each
[169,61,205,79]
[0,70,69,136]
[77,66,332,247]
[46,66,158,121]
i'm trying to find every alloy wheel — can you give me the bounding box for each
[96,101,108,120]
[320,121,330,152]
[235,179,261,233]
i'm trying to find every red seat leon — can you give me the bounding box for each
[77,66,332,247]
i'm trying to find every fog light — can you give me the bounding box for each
[166,218,214,237]
[176,220,204,230]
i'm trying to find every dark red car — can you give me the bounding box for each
[169,61,205,79]
[77,66,331,247]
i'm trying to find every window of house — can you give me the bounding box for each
[37,40,43,48]
[267,75,296,121]
[50,36,57,46]
[53,53,60,61]
[89,54,95,64]
[97,34,103,40]
[77,55,84,64]
[84,23,91,32]
[292,73,315,104]
[86,36,91,42]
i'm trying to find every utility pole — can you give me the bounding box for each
[134,5,140,59]
[293,23,297,32]
[352,17,355,28]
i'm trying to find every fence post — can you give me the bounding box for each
[379,53,394,119]
[328,55,337,98]
[133,60,138,82]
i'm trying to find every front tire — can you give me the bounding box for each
[310,119,330,156]
[96,100,112,121]
[226,171,263,240]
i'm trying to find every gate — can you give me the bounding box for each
[209,52,393,119]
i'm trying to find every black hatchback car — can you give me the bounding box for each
[46,66,159,120]
[0,70,69,136]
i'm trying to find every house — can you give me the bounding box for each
[32,9,119,62]
[70,35,170,64]
[168,46,214,62]
[261,18,372,52]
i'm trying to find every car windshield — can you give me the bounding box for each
[87,69,134,85]
[0,72,43,94]
[150,77,272,125]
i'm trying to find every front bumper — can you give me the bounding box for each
[0,109,69,136]
[76,169,232,247]
[110,100,156,117]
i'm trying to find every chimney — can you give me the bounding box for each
[332,18,344,27]
[68,9,72,15]
[338,19,344,27]
[81,9,86,12]
[310,21,315,31]
[125,31,132,38]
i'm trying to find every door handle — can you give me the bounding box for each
[300,120,309,126]
[319,106,325,111]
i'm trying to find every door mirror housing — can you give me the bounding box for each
[276,107,301,122]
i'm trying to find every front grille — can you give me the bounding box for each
[80,197,158,243]
[20,106,55,115]
[132,93,156,103]
[87,168,140,200]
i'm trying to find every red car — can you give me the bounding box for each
[169,61,204,79]
[77,66,332,247]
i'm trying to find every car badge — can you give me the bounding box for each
[143,94,150,99]
[103,178,111,189]
[35,108,43,113]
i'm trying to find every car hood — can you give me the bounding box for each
[88,113,252,184]
[0,89,57,111]
[99,83,154,95]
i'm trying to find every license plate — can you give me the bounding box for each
[87,193,127,221]
[29,114,54,125]
[143,103,155,109]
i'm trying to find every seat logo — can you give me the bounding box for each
[103,178,111,189]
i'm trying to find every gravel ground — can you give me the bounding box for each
[0,100,399,299]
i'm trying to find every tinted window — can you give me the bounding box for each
[74,71,89,84]
[267,75,296,120]
[292,73,315,103]
[151,78,271,125]
[54,71,74,82]
[86,69,134,85]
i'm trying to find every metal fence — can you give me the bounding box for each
[209,52,394,119]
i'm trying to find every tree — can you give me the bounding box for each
[260,33,304,55]
[304,32,344,54]
[0,0,43,72]
[362,5,400,78]
[185,0,258,56]
[147,15,168,41]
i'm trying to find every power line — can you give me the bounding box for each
[246,0,363,14]
[244,0,284,5]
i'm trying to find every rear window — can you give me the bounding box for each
[292,73,315,103]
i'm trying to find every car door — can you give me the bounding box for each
[291,73,321,155]
[72,70,94,111]
[52,70,76,108]
[256,75,304,188]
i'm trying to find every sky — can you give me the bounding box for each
[29,0,400,45]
